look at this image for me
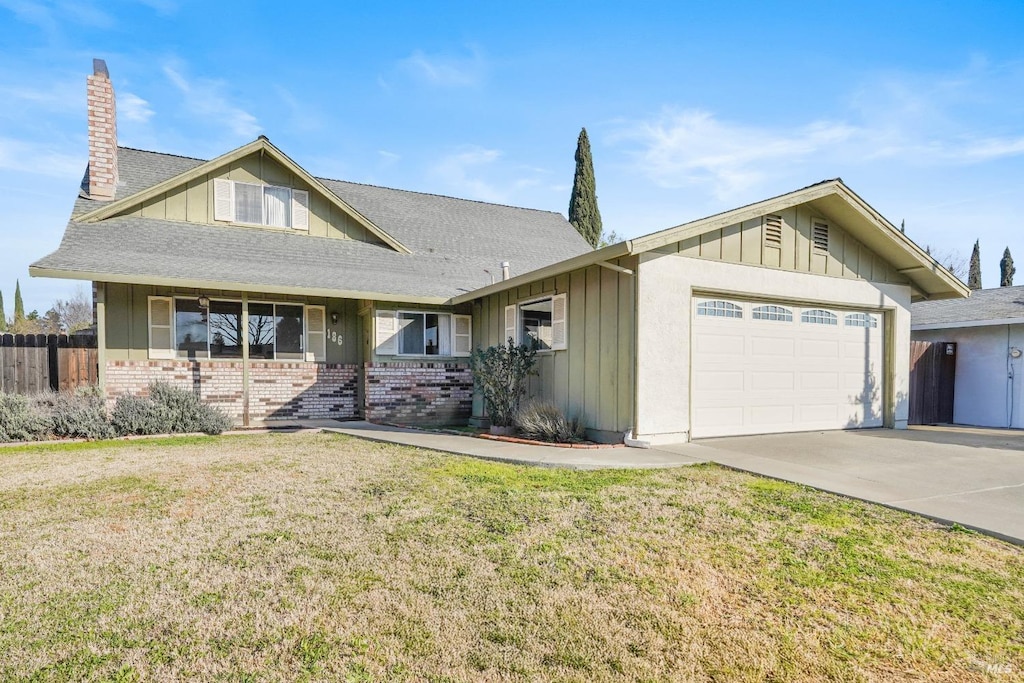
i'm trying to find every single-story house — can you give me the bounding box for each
[912,286,1024,428]
[31,60,969,444]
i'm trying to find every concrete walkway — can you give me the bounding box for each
[323,421,705,470]
[689,428,1024,545]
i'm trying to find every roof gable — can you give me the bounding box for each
[76,137,411,254]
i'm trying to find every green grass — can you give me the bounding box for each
[0,432,1020,681]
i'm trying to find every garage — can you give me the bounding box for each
[691,296,885,438]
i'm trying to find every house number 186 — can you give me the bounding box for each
[330,329,343,346]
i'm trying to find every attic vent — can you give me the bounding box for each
[812,221,829,253]
[764,214,783,248]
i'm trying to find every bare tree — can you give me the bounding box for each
[923,245,969,282]
[51,287,94,333]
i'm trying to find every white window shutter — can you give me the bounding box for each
[148,296,175,359]
[305,305,326,362]
[504,304,517,345]
[551,293,567,351]
[375,310,399,355]
[453,314,472,357]
[213,178,234,221]
[292,189,309,231]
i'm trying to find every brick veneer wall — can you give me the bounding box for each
[364,362,473,426]
[105,360,359,422]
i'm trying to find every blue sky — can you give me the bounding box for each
[3,0,1024,314]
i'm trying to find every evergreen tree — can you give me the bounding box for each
[568,127,603,248]
[1001,247,1015,287]
[0,290,6,332]
[968,240,982,290]
[13,280,25,322]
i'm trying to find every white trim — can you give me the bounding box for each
[504,304,517,345]
[304,305,326,362]
[912,318,1024,331]
[147,296,174,359]
[453,314,472,357]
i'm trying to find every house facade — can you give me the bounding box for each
[31,61,591,427]
[912,286,1024,429]
[31,60,968,443]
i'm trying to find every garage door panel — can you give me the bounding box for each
[691,298,885,439]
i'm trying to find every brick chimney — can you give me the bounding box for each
[86,58,118,199]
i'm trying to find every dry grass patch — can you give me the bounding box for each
[0,432,1021,681]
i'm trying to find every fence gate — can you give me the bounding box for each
[909,340,956,425]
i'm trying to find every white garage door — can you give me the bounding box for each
[691,297,884,439]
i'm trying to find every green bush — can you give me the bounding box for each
[43,389,116,440]
[515,401,585,443]
[112,382,232,436]
[0,393,51,442]
[469,339,538,427]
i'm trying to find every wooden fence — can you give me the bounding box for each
[908,340,957,425]
[0,334,98,395]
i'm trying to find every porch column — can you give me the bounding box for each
[241,293,250,426]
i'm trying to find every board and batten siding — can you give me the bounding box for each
[470,256,636,439]
[102,282,362,365]
[663,203,910,284]
[114,152,382,244]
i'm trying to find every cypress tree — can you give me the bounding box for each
[13,280,25,322]
[568,127,603,248]
[1001,247,1015,287]
[968,241,982,290]
[0,290,6,332]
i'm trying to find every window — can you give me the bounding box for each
[374,310,472,357]
[697,300,743,319]
[248,303,304,360]
[845,313,878,328]
[801,309,838,325]
[764,214,783,248]
[148,297,323,361]
[213,178,309,230]
[752,304,793,322]
[504,295,567,351]
[398,312,451,355]
[812,220,829,253]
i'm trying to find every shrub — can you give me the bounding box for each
[515,401,585,443]
[469,339,538,427]
[43,389,116,440]
[112,382,232,436]
[0,393,51,442]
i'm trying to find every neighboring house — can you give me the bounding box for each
[31,60,968,443]
[912,286,1024,429]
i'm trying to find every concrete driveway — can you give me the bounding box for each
[657,426,1024,544]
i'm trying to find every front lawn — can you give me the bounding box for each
[0,432,1020,681]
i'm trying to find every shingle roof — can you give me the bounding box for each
[42,146,592,301]
[912,285,1024,327]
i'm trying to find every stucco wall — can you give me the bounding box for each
[635,253,913,443]
[912,324,1024,428]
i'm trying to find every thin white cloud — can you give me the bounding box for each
[378,150,400,164]
[431,146,506,202]
[163,63,260,138]
[613,108,857,198]
[274,86,322,133]
[399,46,486,87]
[119,92,154,123]
[0,136,82,177]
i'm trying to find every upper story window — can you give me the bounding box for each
[696,300,743,319]
[213,178,309,231]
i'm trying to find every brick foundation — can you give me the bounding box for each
[105,360,359,423]
[364,362,473,426]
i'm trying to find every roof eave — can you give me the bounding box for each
[449,242,628,304]
[28,266,449,305]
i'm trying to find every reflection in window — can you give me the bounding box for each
[399,312,451,355]
[175,298,208,359]
[248,303,276,359]
[208,301,243,358]
[752,305,793,322]
[247,303,304,360]
[845,313,878,328]
[275,305,304,359]
[520,299,553,350]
